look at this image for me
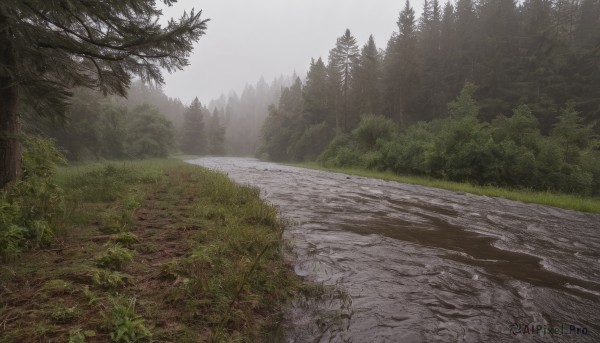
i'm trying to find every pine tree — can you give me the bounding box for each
[207,108,226,155]
[303,58,330,126]
[382,1,420,125]
[329,29,360,133]
[180,98,207,155]
[351,35,382,124]
[476,0,520,121]
[454,0,478,82]
[418,0,445,119]
[0,1,208,186]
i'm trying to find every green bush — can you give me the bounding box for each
[352,114,397,150]
[0,135,65,260]
[316,84,599,196]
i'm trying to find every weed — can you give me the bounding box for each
[114,232,139,247]
[42,279,73,295]
[50,306,78,324]
[92,269,132,289]
[68,328,96,343]
[96,244,134,270]
[106,297,152,343]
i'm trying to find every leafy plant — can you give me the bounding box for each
[106,298,151,343]
[96,244,134,270]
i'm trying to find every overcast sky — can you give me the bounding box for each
[160,0,426,105]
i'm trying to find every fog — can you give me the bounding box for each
[160,0,425,104]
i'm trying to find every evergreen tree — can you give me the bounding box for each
[351,36,382,124]
[454,0,478,82]
[0,0,208,186]
[180,98,207,155]
[476,0,520,121]
[329,29,360,133]
[518,0,562,131]
[418,0,445,119]
[382,1,420,125]
[207,109,226,155]
[303,58,330,126]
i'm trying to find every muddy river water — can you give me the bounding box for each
[188,157,600,342]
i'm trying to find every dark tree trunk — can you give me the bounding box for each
[0,11,21,188]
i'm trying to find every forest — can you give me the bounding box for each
[257,0,600,196]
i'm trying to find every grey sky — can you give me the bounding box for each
[160,0,425,105]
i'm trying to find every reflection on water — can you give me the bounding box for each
[188,157,600,342]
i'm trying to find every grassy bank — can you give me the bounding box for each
[0,159,299,342]
[291,162,600,213]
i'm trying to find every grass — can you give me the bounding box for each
[0,159,300,342]
[290,162,600,213]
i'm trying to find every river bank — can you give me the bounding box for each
[290,162,600,213]
[0,159,299,342]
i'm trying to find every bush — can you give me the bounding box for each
[352,114,398,150]
[0,135,65,260]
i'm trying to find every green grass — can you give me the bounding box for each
[291,162,600,213]
[1,159,300,342]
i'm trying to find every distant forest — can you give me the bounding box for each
[257,0,600,196]
[25,81,226,160]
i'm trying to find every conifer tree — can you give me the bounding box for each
[352,35,382,123]
[0,0,208,186]
[382,1,419,125]
[303,58,330,126]
[329,29,360,132]
[180,98,207,155]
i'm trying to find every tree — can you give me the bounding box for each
[329,29,360,133]
[0,1,208,187]
[382,1,419,125]
[180,98,207,155]
[303,58,330,126]
[352,35,382,123]
[126,104,175,158]
[207,108,226,155]
[418,0,445,119]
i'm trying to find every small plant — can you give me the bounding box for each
[106,297,152,343]
[68,328,96,343]
[92,269,132,289]
[96,244,134,270]
[114,232,138,247]
[50,305,78,324]
[42,279,73,295]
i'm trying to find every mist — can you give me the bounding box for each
[160,0,425,104]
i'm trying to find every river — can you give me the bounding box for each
[187,157,600,342]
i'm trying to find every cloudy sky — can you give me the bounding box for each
[160,0,426,104]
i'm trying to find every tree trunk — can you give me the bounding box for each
[0,11,21,188]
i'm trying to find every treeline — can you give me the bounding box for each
[25,81,225,160]
[258,0,600,195]
[207,76,293,156]
[321,85,600,196]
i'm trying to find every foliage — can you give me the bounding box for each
[125,105,175,158]
[180,97,207,155]
[0,135,65,260]
[0,0,209,186]
[255,0,600,195]
[0,159,301,341]
[319,84,599,196]
[96,244,134,270]
[106,298,151,343]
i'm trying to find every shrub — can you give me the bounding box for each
[96,244,134,270]
[105,297,151,343]
[0,135,65,260]
[352,114,398,150]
